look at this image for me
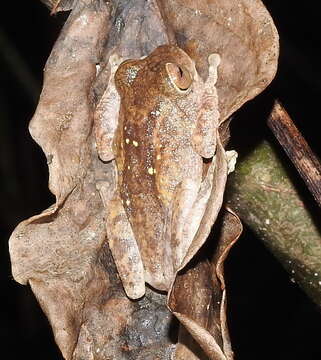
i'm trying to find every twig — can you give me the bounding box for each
[267,100,321,208]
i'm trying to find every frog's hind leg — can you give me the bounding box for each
[105,192,146,299]
[170,178,202,271]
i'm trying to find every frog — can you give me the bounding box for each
[94,45,221,299]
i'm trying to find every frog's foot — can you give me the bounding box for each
[208,53,221,81]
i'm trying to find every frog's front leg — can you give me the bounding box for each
[192,53,221,158]
[94,54,123,162]
[106,191,146,299]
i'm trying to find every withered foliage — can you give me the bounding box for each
[9,0,278,359]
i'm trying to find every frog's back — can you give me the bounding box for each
[112,44,204,290]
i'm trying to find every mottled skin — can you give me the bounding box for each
[98,45,220,299]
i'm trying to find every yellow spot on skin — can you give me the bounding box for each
[126,199,130,206]
[153,168,157,174]
[133,140,139,147]
[127,165,131,170]
[124,126,127,130]
[148,167,154,175]
[125,138,130,144]
[156,154,161,160]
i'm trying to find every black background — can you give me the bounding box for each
[1,1,320,359]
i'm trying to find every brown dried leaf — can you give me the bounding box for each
[157,0,279,122]
[10,2,176,358]
[9,0,278,359]
[169,209,242,360]
[10,167,110,359]
[28,0,109,213]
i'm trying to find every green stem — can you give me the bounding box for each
[226,140,321,306]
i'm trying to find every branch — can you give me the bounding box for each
[226,140,321,306]
[268,101,321,208]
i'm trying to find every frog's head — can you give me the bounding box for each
[146,45,197,98]
[114,58,143,98]
[115,45,198,102]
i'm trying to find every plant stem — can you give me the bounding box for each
[226,140,321,306]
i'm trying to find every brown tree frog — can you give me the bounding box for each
[95,45,222,299]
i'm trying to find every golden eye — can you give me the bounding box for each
[165,63,192,91]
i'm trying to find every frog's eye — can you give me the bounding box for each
[165,63,192,91]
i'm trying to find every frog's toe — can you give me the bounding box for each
[208,53,221,67]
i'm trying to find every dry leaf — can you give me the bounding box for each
[157,0,279,121]
[169,209,242,360]
[9,0,278,358]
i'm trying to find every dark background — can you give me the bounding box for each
[1,1,320,359]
